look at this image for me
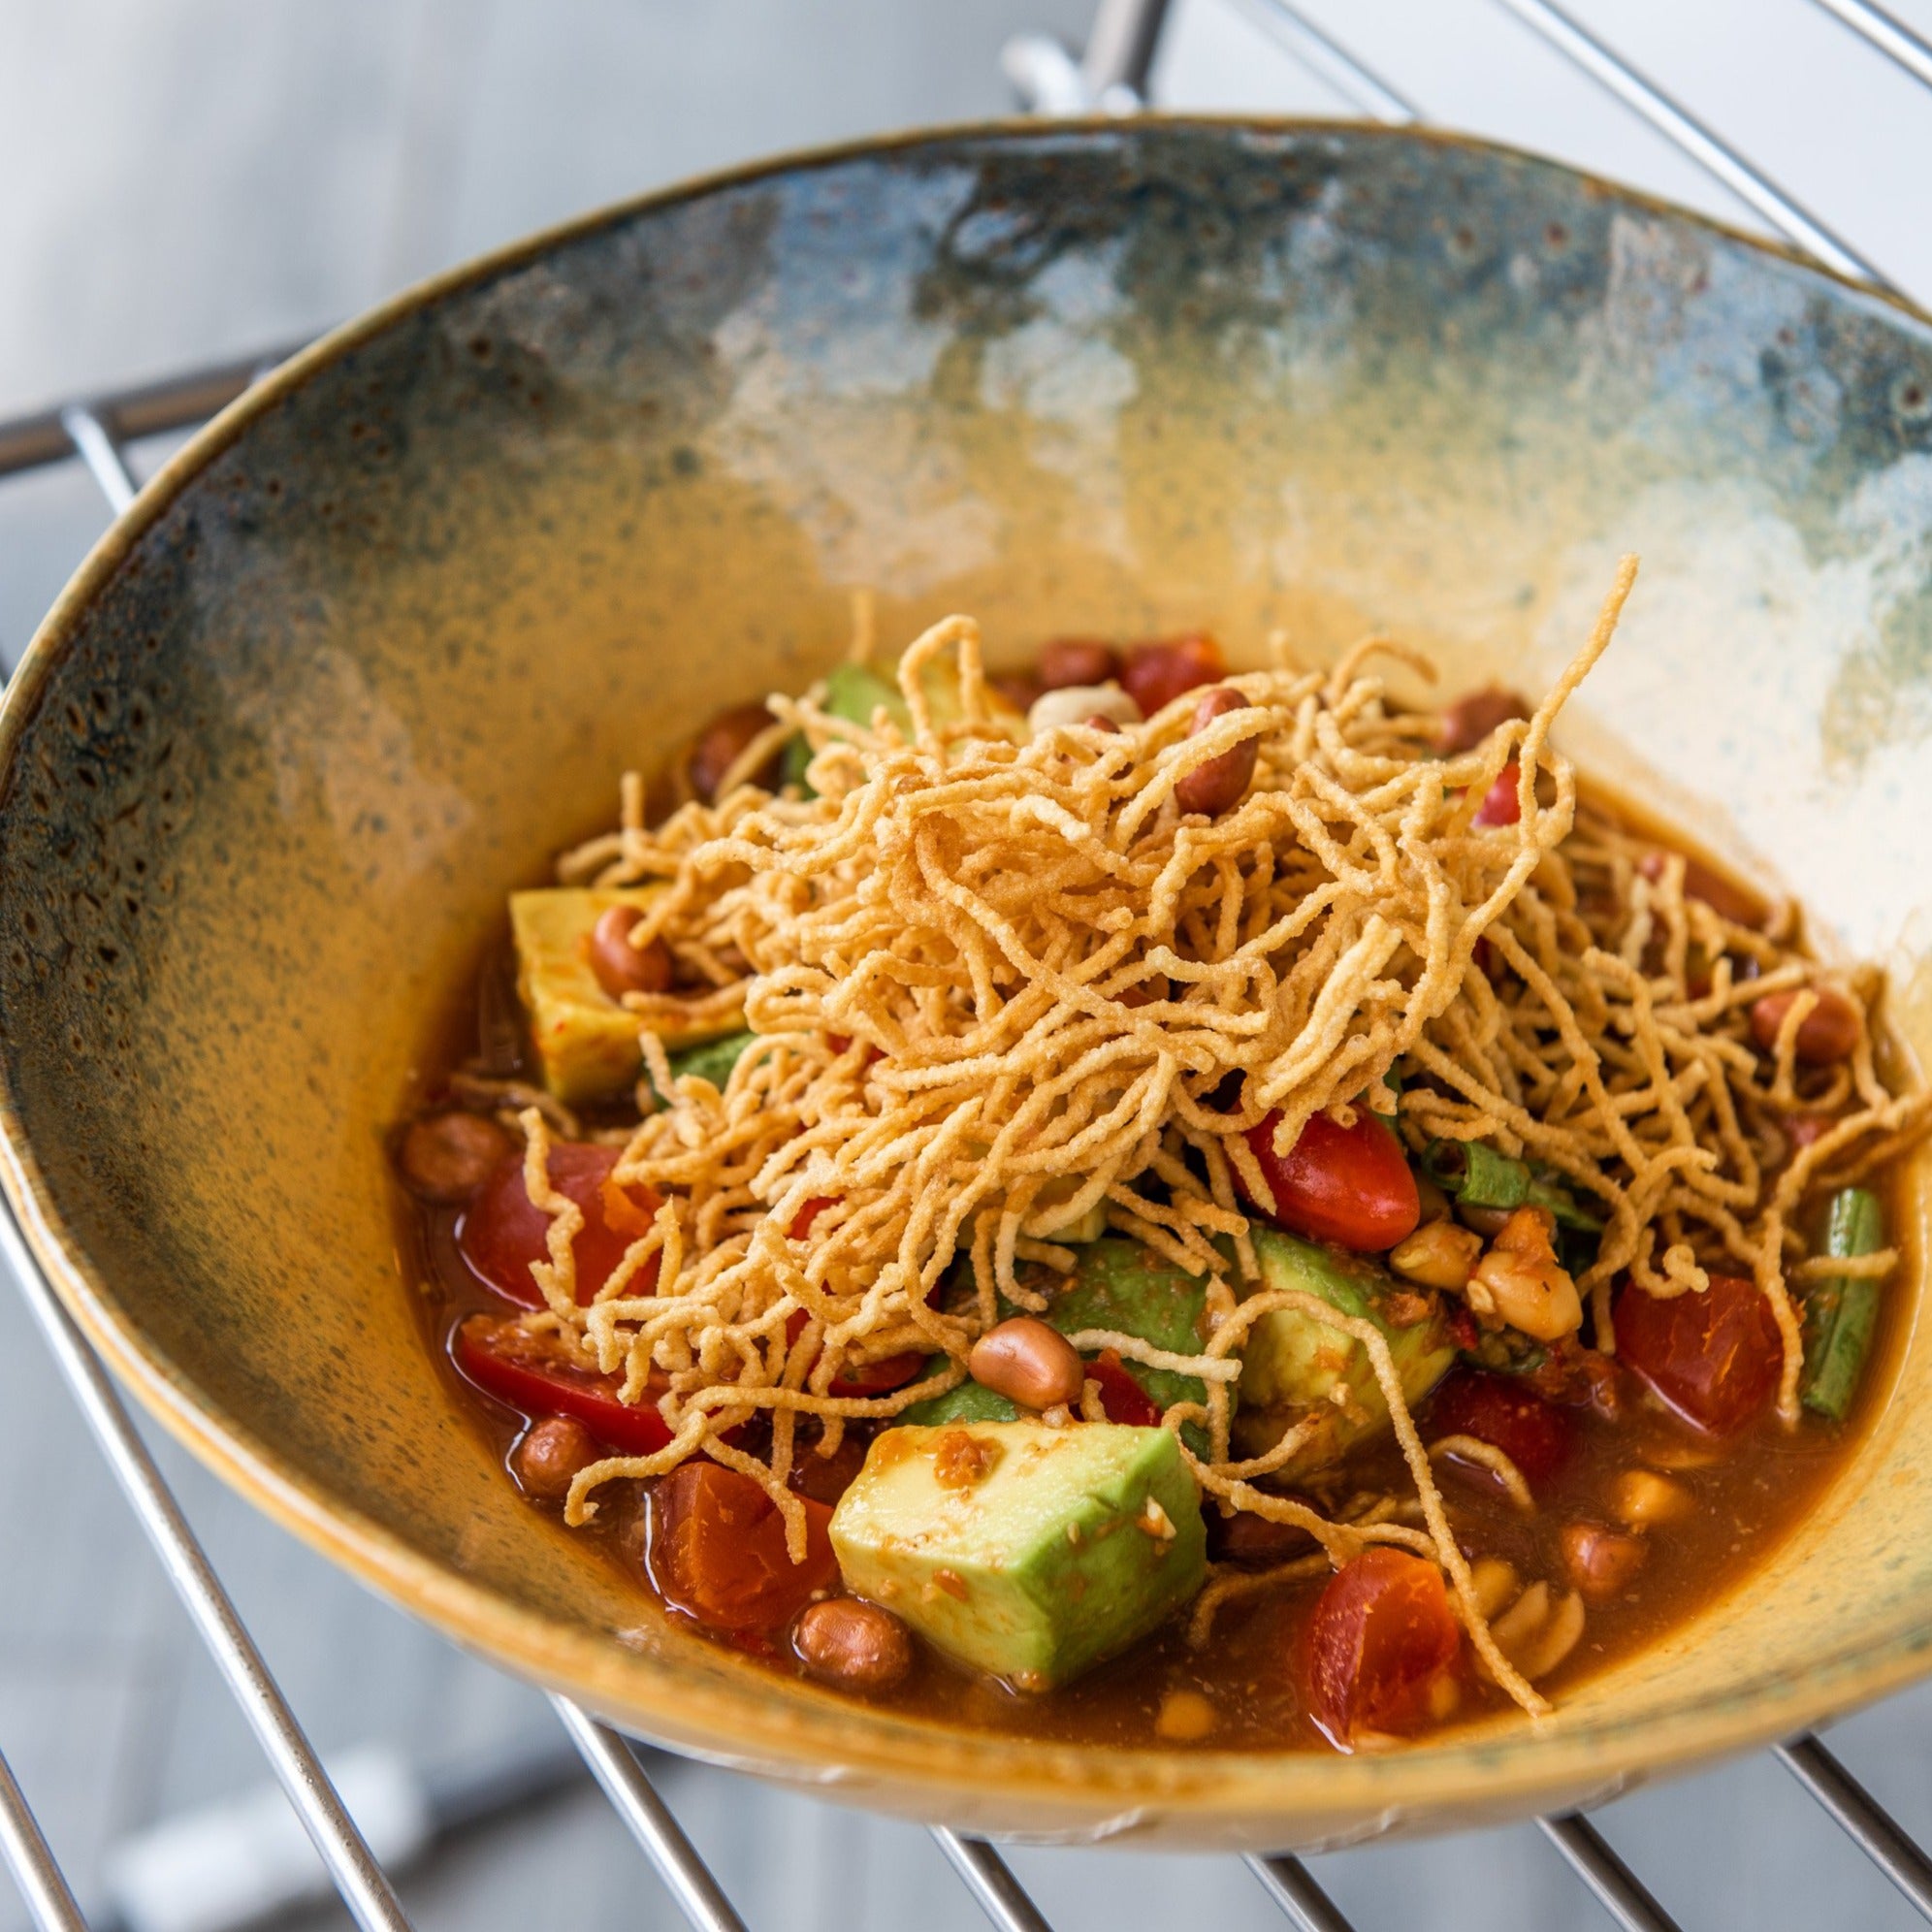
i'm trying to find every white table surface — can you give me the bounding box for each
[4,4,1932,1928]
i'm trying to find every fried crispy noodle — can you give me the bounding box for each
[499,551,1924,1726]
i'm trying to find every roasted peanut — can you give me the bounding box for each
[1467,1555,1520,1620]
[989,670,1044,714]
[1174,687,1260,817]
[1390,1218,1483,1291]
[397,1111,512,1204]
[1436,685,1530,755]
[794,1597,915,1692]
[1561,1522,1648,1601]
[512,1416,600,1499]
[1750,986,1859,1065]
[686,700,781,802]
[588,905,673,1000]
[1038,637,1120,691]
[968,1316,1085,1410]
[1609,1468,1693,1529]
[1466,1207,1583,1341]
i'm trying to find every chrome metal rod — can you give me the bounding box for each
[1490,0,1887,287]
[1229,0,1419,123]
[1778,1733,1932,1923]
[1811,0,1932,89]
[1080,0,1172,100]
[1538,1814,1681,1932]
[1244,1852,1357,1930]
[0,339,304,481]
[549,1702,747,1932]
[0,1205,414,1932]
[0,1746,88,1932]
[58,405,137,514]
[929,1830,1055,1932]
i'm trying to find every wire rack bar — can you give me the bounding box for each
[0,1203,414,1932]
[929,1829,1056,1932]
[0,341,299,481]
[1537,1815,1682,1932]
[1777,1733,1932,1924]
[1244,1852,1357,1930]
[57,405,138,514]
[1079,0,1173,99]
[1812,0,1932,89]
[0,1745,88,1932]
[1489,0,1886,287]
[547,1701,749,1932]
[1231,0,1419,123]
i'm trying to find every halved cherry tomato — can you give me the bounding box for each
[1086,1350,1162,1426]
[1424,1368,1576,1482]
[453,1313,673,1456]
[1303,1547,1462,1747]
[1120,633,1225,716]
[647,1461,838,1634]
[1614,1272,1781,1436]
[1472,760,1521,827]
[1242,1109,1421,1252]
[459,1143,661,1308]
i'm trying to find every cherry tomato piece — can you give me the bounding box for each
[1303,1547,1462,1747]
[1614,1272,1781,1436]
[1085,1350,1162,1427]
[1119,633,1225,716]
[459,1143,662,1307]
[1243,1109,1421,1252]
[1424,1368,1577,1482]
[648,1461,838,1634]
[1472,760,1522,827]
[453,1313,673,1456]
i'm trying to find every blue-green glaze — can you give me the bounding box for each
[0,121,1928,1846]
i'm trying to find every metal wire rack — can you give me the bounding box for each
[5,3,1932,1928]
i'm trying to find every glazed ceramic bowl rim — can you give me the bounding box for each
[5,113,1932,1836]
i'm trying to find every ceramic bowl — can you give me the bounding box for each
[2,119,1929,1850]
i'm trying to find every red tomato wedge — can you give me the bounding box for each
[1243,1109,1421,1252]
[459,1142,662,1308]
[1086,1351,1162,1426]
[1119,633,1225,716]
[1304,1547,1462,1747]
[647,1461,838,1634]
[452,1313,673,1456]
[1424,1368,1577,1482]
[1472,760,1522,827]
[1614,1272,1782,1436]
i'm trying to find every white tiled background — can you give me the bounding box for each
[6,4,1932,1928]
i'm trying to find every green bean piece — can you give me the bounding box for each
[655,1029,758,1100]
[1422,1138,1528,1208]
[1802,1186,1886,1422]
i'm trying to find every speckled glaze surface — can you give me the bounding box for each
[2,120,1930,1849]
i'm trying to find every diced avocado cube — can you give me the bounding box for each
[657,1028,757,1098]
[509,888,740,1106]
[897,1238,1220,1448]
[830,1421,1206,1688]
[823,660,910,733]
[1235,1229,1455,1473]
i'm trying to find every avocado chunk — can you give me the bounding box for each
[830,1421,1206,1688]
[1235,1229,1455,1473]
[899,1238,1220,1449]
[509,888,741,1106]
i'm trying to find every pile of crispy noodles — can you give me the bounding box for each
[501,555,1924,1722]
